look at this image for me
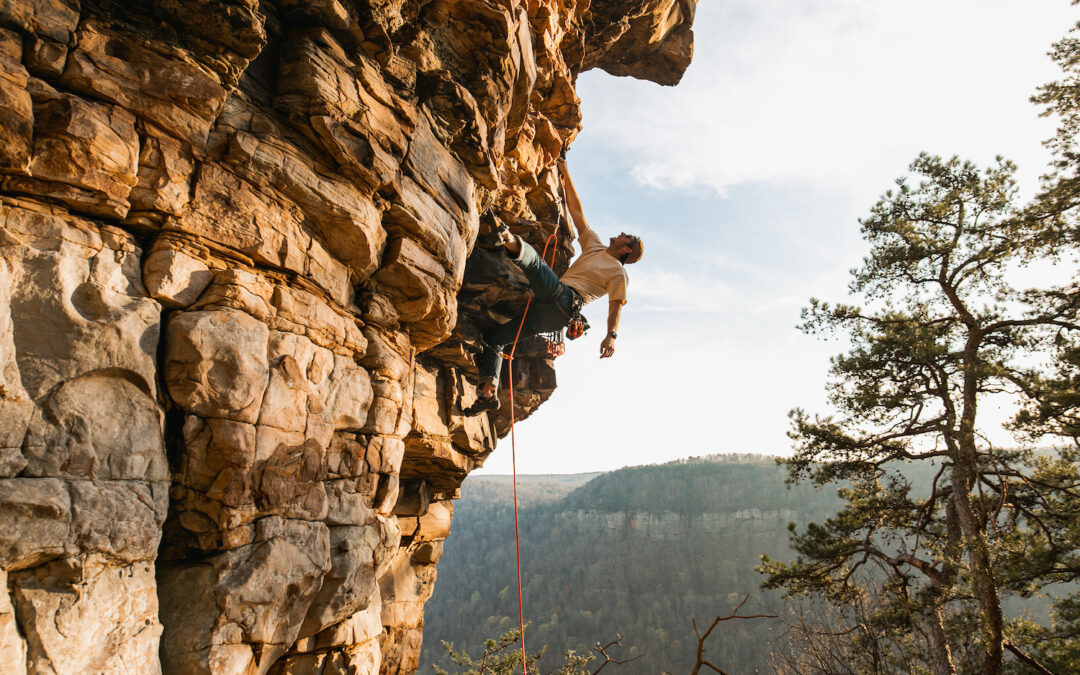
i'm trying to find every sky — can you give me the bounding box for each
[474,0,1080,475]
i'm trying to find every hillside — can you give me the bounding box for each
[420,455,842,673]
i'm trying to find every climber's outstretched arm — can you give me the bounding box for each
[557,158,589,237]
[600,298,623,359]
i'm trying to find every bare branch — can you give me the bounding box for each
[690,596,778,675]
[590,633,644,675]
[1003,641,1056,675]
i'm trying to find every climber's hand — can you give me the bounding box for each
[600,335,615,359]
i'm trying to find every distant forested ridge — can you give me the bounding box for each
[419,455,841,673]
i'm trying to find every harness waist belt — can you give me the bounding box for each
[565,285,584,313]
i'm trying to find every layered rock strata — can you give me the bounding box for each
[0,0,696,672]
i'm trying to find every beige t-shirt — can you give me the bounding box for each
[559,225,629,306]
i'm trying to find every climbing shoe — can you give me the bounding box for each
[461,395,500,417]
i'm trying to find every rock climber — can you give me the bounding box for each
[463,158,643,416]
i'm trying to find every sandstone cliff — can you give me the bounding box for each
[0,1,696,672]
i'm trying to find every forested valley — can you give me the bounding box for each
[419,455,842,673]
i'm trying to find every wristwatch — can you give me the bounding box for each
[609,331,617,339]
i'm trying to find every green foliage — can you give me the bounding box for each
[765,153,1080,673]
[433,627,593,675]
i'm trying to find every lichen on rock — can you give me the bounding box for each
[0,0,697,672]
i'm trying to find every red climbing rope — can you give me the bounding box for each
[503,230,559,674]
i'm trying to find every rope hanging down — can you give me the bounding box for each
[503,227,560,675]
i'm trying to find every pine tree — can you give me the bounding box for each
[760,153,1080,675]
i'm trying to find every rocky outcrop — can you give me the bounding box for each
[0,1,696,673]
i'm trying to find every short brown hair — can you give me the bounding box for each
[623,237,643,264]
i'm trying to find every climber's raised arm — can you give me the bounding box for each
[557,157,589,238]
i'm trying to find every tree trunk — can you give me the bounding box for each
[954,351,1005,675]
[923,601,958,675]
[951,464,1004,675]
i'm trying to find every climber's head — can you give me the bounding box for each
[611,233,643,265]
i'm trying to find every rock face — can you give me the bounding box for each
[0,1,696,672]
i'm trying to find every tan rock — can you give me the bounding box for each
[378,552,429,630]
[412,362,449,437]
[153,0,267,63]
[363,379,407,437]
[127,129,195,224]
[69,480,169,564]
[270,284,365,354]
[374,237,447,324]
[0,257,32,464]
[0,26,19,59]
[193,268,276,322]
[0,478,71,571]
[0,477,166,572]
[402,117,478,243]
[0,0,78,43]
[22,373,167,481]
[0,207,161,400]
[411,541,443,565]
[384,169,474,287]
[325,434,368,479]
[276,29,365,120]
[589,0,698,86]
[373,474,400,517]
[373,437,406,476]
[256,439,328,521]
[223,127,385,281]
[538,70,581,130]
[391,479,430,518]
[312,585,385,651]
[324,478,376,527]
[142,244,215,308]
[361,326,413,381]
[2,83,140,218]
[182,162,313,279]
[260,333,320,434]
[23,34,68,81]
[60,22,227,148]
[255,425,306,465]
[180,416,258,507]
[402,435,474,491]
[379,626,423,675]
[159,516,332,673]
[11,560,163,675]
[297,523,393,639]
[0,51,32,174]
[416,69,498,190]
[0,570,27,675]
[164,309,270,424]
[322,354,374,433]
[415,500,453,541]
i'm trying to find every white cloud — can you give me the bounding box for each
[578,0,1073,200]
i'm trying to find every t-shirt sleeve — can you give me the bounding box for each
[578,225,605,253]
[607,269,628,304]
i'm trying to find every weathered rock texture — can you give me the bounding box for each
[0,0,696,672]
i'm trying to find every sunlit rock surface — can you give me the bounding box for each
[0,0,696,672]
